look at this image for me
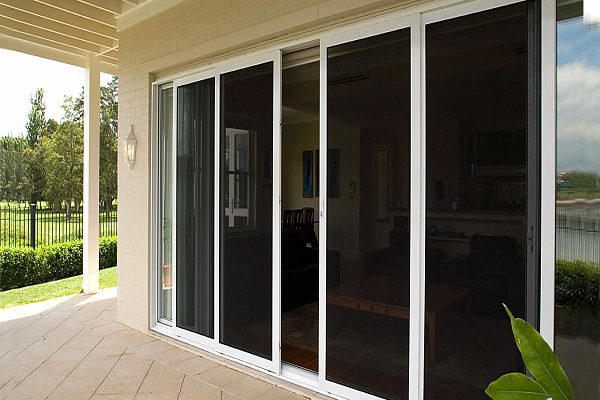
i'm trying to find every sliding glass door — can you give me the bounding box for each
[219,61,275,360]
[159,54,281,371]
[319,2,540,399]
[423,2,539,399]
[321,18,416,400]
[155,1,545,397]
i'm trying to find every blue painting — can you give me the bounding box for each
[303,150,313,198]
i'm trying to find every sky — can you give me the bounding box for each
[0,49,112,137]
[557,19,600,173]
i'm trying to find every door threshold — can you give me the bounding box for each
[281,362,319,387]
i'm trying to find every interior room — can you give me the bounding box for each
[281,47,320,372]
[424,3,531,399]
[325,28,412,399]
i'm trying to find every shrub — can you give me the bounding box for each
[36,241,83,282]
[0,235,117,291]
[556,259,600,312]
[99,236,117,270]
[0,247,37,289]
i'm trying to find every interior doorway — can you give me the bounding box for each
[281,46,320,372]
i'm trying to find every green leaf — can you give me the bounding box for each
[503,304,575,400]
[485,372,551,400]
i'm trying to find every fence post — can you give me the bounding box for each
[29,203,36,249]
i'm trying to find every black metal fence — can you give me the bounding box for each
[557,205,600,264]
[0,202,117,248]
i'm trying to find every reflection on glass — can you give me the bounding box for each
[326,29,410,399]
[220,62,273,359]
[176,78,215,337]
[159,86,173,322]
[555,3,600,398]
[224,128,252,227]
[281,48,320,372]
[424,4,531,399]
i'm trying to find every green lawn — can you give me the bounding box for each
[0,267,117,309]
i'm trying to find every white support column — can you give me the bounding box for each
[83,53,100,294]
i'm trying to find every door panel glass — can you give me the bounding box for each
[159,86,173,322]
[555,2,600,398]
[424,4,530,398]
[176,78,215,337]
[220,62,273,359]
[281,48,320,372]
[326,29,411,399]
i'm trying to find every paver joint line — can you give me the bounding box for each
[0,291,327,400]
[8,325,86,393]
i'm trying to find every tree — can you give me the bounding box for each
[0,137,28,202]
[25,89,46,148]
[562,171,600,191]
[99,76,118,210]
[46,118,59,136]
[62,76,118,210]
[43,122,83,219]
[24,89,48,203]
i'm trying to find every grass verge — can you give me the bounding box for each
[0,267,116,309]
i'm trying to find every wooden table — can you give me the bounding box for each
[327,277,471,362]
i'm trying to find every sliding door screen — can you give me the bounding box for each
[326,29,411,399]
[158,85,173,322]
[176,78,215,337]
[425,3,533,398]
[220,62,274,359]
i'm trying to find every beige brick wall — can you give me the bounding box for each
[116,0,419,332]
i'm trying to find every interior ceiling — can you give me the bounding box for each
[0,0,148,73]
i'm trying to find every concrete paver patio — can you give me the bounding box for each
[0,288,331,400]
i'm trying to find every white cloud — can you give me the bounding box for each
[557,62,600,173]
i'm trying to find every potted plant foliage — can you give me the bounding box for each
[486,304,575,400]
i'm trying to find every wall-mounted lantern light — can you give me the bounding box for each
[124,125,137,169]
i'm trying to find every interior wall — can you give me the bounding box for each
[328,120,361,262]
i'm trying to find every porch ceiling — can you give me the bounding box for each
[0,0,149,75]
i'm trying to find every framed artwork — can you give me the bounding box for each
[303,150,313,198]
[315,149,319,197]
[328,148,340,198]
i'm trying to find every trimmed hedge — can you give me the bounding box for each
[0,236,117,291]
[556,259,600,312]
